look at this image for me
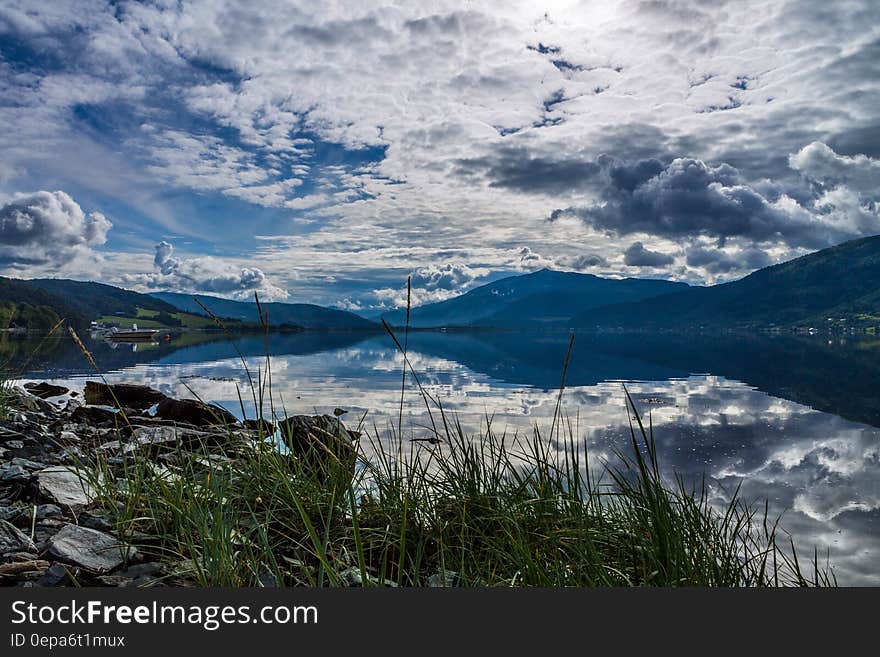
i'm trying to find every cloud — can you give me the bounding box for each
[790,141,880,193]
[558,253,608,270]
[125,241,289,301]
[685,244,772,275]
[553,157,846,249]
[623,242,675,267]
[1,1,879,301]
[412,262,486,291]
[0,190,111,266]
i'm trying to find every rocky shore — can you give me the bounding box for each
[0,380,360,588]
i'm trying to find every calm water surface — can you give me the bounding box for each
[5,329,879,585]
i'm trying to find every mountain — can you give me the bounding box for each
[574,235,880,329]
[152,292,378,331]
[381,269,690,328]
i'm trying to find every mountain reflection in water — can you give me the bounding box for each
[6,329,879,585]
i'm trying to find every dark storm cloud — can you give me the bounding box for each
[455,123,681,196]
[456,145,603,195]
[623,242,674,267]
[550,156,854,249]
[828,124,880,159]
[685,245,772,275]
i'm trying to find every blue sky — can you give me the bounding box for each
[0,1,878,311]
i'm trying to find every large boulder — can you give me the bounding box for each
[154,398,237,427]
[84,382,167,411]
[278,415,358,484]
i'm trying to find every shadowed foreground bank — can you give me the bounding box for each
[0,381,833,587]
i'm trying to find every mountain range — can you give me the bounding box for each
[1,234,878,332]
[381,269,689,328]
[381,235,880,329]
[571,235,880,329]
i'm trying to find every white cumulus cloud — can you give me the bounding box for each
[0,190,111,266]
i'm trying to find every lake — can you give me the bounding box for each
[4,329,879,585]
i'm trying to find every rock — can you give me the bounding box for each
[97,426,182,456]
[0,464,32,484]
[0,519,36,554]
[427,569,462,587]
[1,551,39,563]
[46,524,135,573]
[278,415,358,483]
[32,505,63,521]
[0,559,49,575]
[258,569,280,588]
[10,457,48,470]
[154,398,238,427]
[9,389,57,415]
[24,382,69,400]
[77,511,114,533]
[337,567,396,587]
[37,563,78,587]
[131,425,180,450]
[70,405,123,427]
[36,467,98,510]
[338,567,365,587]
[84,382,167,411]
[58,431,80,444]
[2,504,62,527]
[243,419,275,435]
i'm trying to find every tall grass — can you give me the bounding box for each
[78,399,833,587]
[65,291,834,587]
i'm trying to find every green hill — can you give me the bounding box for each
[0,277,86,330]
[25,279,181,320]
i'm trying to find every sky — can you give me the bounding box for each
[0,0,878,312]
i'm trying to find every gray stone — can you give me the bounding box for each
[37,563,77,587]
[0,464,32,484]
[338,567,365,587]
[36,467,98,510]
[0,559,49,576]
[337,567,397,587]
[33,504,63,521]
[98,426,181,456]
[46,524,135,573]
[78,512,114,533]
[427,569,462,587]
[0,519,36,555]
[9,457,47,470]
[58,431,80,444]
[24,382,69,399]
